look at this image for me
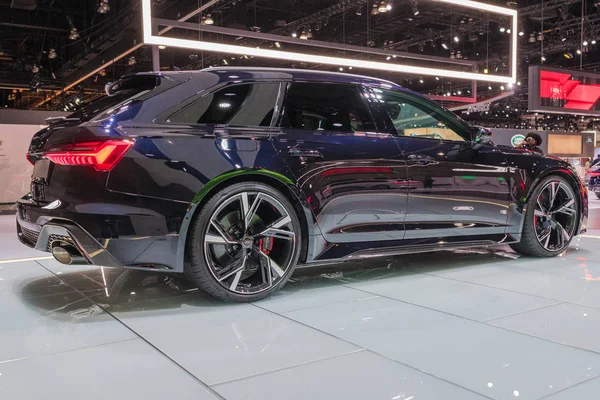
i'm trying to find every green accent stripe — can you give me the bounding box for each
[192,168,294,204]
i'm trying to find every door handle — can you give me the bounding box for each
[288,148,323,159]
[407,154,436,165]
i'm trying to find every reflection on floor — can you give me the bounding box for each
[5,210,600,399]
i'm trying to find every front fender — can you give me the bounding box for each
[507,160,587,238]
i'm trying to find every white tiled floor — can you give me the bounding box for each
[4,201,600,399]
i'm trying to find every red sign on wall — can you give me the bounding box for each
[529,66,600,115]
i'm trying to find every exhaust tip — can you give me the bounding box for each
[51,246,73,265]
[51,243,86,265]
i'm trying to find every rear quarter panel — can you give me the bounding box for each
[106,125,288,203]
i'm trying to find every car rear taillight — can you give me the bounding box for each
[44,139,133,171]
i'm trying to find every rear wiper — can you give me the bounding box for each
[45,116,81,125]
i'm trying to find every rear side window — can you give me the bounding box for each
[70,76,162,121]
[281,83,376,132]
[168,83,279,126]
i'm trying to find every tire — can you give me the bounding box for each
[510,175,579,257]
[595,191,600,200]
[185,181,302,302]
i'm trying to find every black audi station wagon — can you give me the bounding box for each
[17,67,588,302]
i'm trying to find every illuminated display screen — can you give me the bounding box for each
[529,66,600,116]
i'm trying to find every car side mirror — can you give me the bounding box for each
[472,126,494,145]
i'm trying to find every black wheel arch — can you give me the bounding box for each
[523,167,586,234]
[175,169,317,272]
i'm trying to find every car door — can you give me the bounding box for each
[271,81,408,247]
[374,87,511,242]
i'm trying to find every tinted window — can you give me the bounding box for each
[67,76,163,121]
[281,83,375,132]
[169,83,279,126]
[376,89,468,142]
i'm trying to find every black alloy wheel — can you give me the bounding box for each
[511,175,578,257]
[185,182,301,302]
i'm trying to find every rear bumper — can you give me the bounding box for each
[17,216,124,268]
[16,197,188,271]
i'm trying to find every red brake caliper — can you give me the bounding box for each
[259,237,274,255]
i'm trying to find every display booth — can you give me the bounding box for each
[488,128,594,176]
[0,110,68,204]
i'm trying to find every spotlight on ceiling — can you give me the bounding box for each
[563,52,574,59]
[411,0,419,15]
[299,30,308,40]
[356,6,362,16]
[48,48,57,59]
[453,36,459,43]
[500,27,506,33]
[97,0,110,14]
[528,33,536,43]
[378,1,388,13]
[537,32,544,41]
[518,31,524,36]
[583,40,589,46]
[201,14,214,25]
[441,42,449,50]
[593,40,597,45]
[576,49,582,55]
[69,27,79,40]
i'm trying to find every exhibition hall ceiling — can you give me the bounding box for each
[1,0,599,126]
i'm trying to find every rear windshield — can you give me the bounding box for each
[67,76,162,121]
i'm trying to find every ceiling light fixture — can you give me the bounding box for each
[97,0,110,14]
[69,27,79,40]
[48,48,57,59]
[378,1,388,13]
[528,33,536,43]
[141,0,518,84]
[202,14,214,25]
[411,0,419,15]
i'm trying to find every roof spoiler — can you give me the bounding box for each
[45,116,81,125]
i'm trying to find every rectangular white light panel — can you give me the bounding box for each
[141,0,517,84]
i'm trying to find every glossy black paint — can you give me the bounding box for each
[17,67,587,273]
